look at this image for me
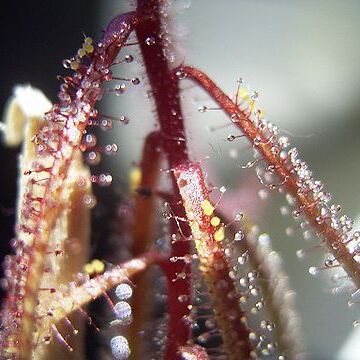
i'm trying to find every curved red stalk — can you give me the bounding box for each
[173,65,360,290]
[0,12,139,360]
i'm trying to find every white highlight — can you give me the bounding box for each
[114,301,132,325]
[110,336,131,360]
[115,283,133,300]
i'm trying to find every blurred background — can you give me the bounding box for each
[1,1,360,359]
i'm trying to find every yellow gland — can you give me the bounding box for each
[129,167,142,193]
[70,60,80,70]
[77,48,87,58]
[201,199,215,216]
[83,262,95,275]
[249,100,256,113]
[91,259,105,274]
[238,87,250,102]
[83,43,94,54]
[214,226,225,242]
[256,108,265,119]
[83,259,105,275]
[84,37,93,45]
[210,216,221,227]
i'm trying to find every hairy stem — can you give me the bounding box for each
[136,1,192,358]
[36,252,165,339]
[174,65,360,290]
[1,13,139,360]
[174,162,252,360]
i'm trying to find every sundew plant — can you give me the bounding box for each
[1,1,360,359]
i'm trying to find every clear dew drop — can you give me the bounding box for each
[163,48,176,63]
[296,249,306,259]
[303,230,312,240]
[285,193,295,206]
[250,287,259,296]
[125,54,134,63]
[258,189,269,200]
[115,83,126,95]
[131,78,140,85]
[198,106,207,113]
[119,115,130,125]
[175,0,192,11]
[250,306,258,315]
[110,336,131,360]
[92,173,113,187]
[189,321,199,331]
[43,336,51,344]
[238,254,248,265]
[280,206,290,216]
[249,332,257,341]
[205,319,216,329]
[145,37,156,46]
[83,194,97,209]
[331,274,342,283]
[115,284,133,300]
[197,333,211,344]
[261,349,270,356]
[230,113,239,123]
[239,277,248,287]
[178,294,189,303]
[234,213,243,221]
[234,231,244,241]
[331,204,342,213]
[258,233,271,245]
[83,133,97,147]
[278,136,290,148]
[229,148,238,159]
[105,144,118,155]
[255,300,264,310]
[251,91,259,101]
[62,59,72,69]
[260,320,274,332]
[175,70,186,79]
[308,266,319,276]
[86,151,101,165]
[114,301,132,325]
[100,119,113,131]
[324,259,334,268]
[353,320,360,328]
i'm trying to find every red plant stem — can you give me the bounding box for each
[137,1,188,167]
[173,65,360,290]
[136,1,191,358]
